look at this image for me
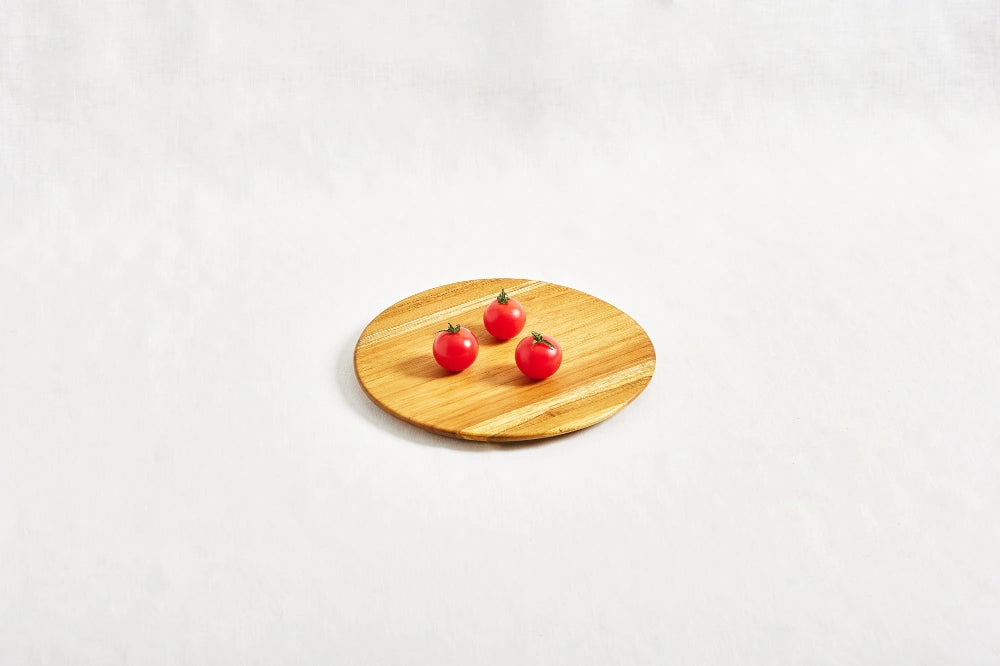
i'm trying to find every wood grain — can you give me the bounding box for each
[354,279,656,442]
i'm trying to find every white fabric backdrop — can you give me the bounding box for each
[2,1,999,663]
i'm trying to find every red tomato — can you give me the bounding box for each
[432,323,479,372]
[515,331,562,379]
[483,288,526,340]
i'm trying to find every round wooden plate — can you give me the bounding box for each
[354,279,656,442]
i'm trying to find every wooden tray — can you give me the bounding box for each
[354,279,656,442]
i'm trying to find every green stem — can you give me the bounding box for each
[531,331,556,350]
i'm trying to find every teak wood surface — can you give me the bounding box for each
[354,278,656,442]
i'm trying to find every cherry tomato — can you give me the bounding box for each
[515,331,562,379]
[483,288,526,340]
[432,323,478,372]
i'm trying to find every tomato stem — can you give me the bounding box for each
[496,288,509,305]
[530,331,556,350]
[438,323,462,334]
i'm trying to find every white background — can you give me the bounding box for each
[2,1,999,663]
